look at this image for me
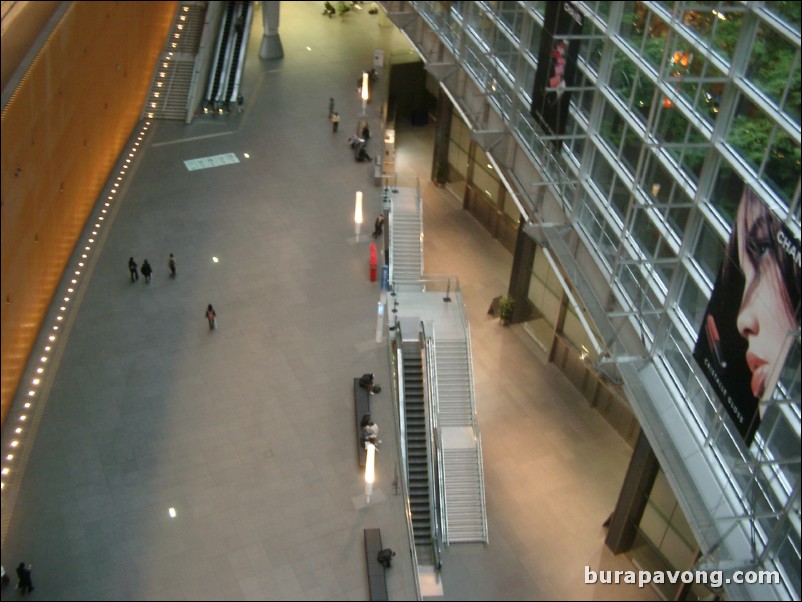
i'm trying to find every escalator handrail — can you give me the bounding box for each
[226,2,254,103]
[205,2,236,103]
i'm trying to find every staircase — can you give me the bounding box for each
[434,339,488,543]
[402,342,434,564]
[435,340,474,427]
[144,1,207,121]
[390,213,423,283]
[441,446,485,542]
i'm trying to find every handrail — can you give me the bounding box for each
[463,321,489,544]
[383,181,395,288]
[415,179,424,277]
[421,324,444,570]
[393,345,423,602]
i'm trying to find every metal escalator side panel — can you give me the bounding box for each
[225,1,253,104]
[206,1,237,104]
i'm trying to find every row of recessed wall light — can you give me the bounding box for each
[0,120,153,493]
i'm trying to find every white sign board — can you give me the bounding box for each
[184,153,240,171]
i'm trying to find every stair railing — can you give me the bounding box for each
[463,322,489,544]
[422,323,445,568]
[421,323,447,571]
[448,287,490,544]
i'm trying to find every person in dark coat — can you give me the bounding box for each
[356,142,371,162]
[168,254,177,278]
[128,257,139,282]
[359,373,374,390]
[140,259,153,283]
[362,420,379,446]
[16,562,34,594]
[372,215,385,239]
[377,549,395,568]
[206,304,217,329]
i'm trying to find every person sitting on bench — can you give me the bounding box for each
[362,420,379,447]
[377,548,395,568]
[356,143,372,163]
[359,373,374,390]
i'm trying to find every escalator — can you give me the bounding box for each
[206,2,235,110]
[204,1,252,113]
[402,341,434,565]
[223,2,249,106]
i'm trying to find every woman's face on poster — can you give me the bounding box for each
[735,198,796,402]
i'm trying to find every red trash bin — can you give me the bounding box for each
[369,243,377,282]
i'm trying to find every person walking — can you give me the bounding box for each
[328,97,335,118]
[331,112,340,133]
[361,123,371,140]
[128,257,139,282]
[168,253,177,278]
[16,562,34,594]
[206,304,217,330]
[140,259,153,284]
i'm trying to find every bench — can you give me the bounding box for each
[364,528,388,601]
[354,377,371,467]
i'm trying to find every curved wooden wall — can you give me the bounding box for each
[1,1,177,425]
[1,1,61,93]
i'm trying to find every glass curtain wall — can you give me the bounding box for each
[402,1,800,597]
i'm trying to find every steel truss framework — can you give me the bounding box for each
[381,1,801,599]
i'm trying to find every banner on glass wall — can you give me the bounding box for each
[530,1,583,143]
[693,186,801,444]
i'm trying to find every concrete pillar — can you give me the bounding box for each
[506,220,537,323]
[259,1,283,60]
[431,88,452,185]
[605,430,658,554]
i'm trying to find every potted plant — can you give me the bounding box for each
[499,296,515,325]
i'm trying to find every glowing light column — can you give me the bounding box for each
[361,72,369,116]
[365,441,376,503]
[355,190,363,242]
